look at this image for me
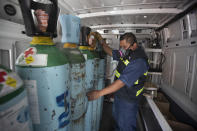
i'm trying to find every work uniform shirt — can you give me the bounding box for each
[112,48,149,102]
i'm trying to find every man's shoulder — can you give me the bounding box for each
[129,57,147,64]
[127,58,148,70]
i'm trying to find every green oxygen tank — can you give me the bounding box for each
[87,31,106,131]
[15,37,70,131]
[78,46,96,131]
[16,0,70,130]
[59,14,88,131]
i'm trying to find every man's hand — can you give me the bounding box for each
[87,80,125,101]
[100,39,106,46]
[87,90,101,101]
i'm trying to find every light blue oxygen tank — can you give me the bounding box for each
[59,14,88,131]
[60,14,81,44]
[15,38,70,131]
[91,52,100,131]
[86,31,106,131]
[96,58,105,131]
[78,46,96,131]
[0,65,33,131]
[91,47,106,131]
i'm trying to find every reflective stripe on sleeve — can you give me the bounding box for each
[144,71,148,76]
[134,80,139,85]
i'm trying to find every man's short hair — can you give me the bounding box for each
[120,32,137,45]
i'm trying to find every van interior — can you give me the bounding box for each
[0,0,197,131]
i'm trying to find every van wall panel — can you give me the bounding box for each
[190,46,197,104]
[162,40,197,103]
[172,48,188,94]
[168,21,182,42]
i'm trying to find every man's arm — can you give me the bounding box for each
[101,42,112,56]
[87,79,125,101]
[96,32,112,56]
[88,32,113,56]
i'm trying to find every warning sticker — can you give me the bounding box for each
[5,77,17,88]
[0,69,23,97]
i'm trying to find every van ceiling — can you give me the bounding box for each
[0,0,196,30]
[59,0,196,29]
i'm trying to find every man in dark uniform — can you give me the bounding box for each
[87,32,149,131]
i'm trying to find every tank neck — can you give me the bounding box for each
[88,47,95,51]
[30,36,54,45]
[63,43,78,49]
[79,46,89,50]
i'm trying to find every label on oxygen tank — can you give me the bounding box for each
[16,47,48,67]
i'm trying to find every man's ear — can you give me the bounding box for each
[133,42,137,46]
[130,43,137,50]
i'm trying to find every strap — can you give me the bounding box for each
[136,87,144,96]
[120,57,130,66]
[115,70,120,78]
